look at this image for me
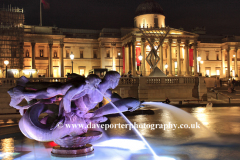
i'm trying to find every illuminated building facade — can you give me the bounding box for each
[1,0,239,79]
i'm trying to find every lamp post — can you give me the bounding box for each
[4,60,9,78]
[138,53,143,75]
[70,52,74,74]
[118,52,121,73]
[165,63,168,75]
[197,56,201,74]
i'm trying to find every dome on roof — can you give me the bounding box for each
[135,0,164,17]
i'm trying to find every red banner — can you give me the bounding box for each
[136,47,141,66]
[122,46,125,74]
[189,49,193,67]
[42,0,50,9]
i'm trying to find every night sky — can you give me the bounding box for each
[1,0,240,35]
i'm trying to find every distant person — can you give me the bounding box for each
[232,78,236,88]
[165,97,170,104]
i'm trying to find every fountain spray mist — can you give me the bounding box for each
[142,102,219,139]
[96,89,158,157]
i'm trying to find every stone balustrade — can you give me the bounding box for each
[0,77,196,86]
[0,76,207,114]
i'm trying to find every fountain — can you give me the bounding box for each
[5,71,240,160]
[7,71,149,157]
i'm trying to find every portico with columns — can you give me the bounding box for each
[121,29,199,77]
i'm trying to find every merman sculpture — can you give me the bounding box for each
[8,71,141,157]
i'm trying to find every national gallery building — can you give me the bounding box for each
[0,0,239,79]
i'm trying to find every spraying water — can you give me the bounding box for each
[142,102,218,139]
[96,89,158,157]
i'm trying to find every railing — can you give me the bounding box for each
[0,76,196,87]
[0,78,67,86]
[165,78,179,84]
[146,77,196,84]
[27,78,67,83]
[0,78,16,85]
[147,78,161,84]
[184,77,195,84]
[119,77,139,85]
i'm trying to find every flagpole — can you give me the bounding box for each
[40,0,42,26]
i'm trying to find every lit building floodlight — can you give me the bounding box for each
[197,56,201,61]
[138,54,143,61]
[165,63,168,75]
[4,60,9,78]
[70,52,74,60]
[165,63,168,69]
[70,52,74,73]
[4,60,9,66]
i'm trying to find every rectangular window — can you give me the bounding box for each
[66,50,69,58]
[206,51,209,60]
[65,68,71,76]
[80,69,85,76]
[206,70,210,76]
[154,17,158,28]
[205,67,211,77]
[106,50,110,58]
[40,49,44,57]
[53,68,58,77]
[216,70,220,75]
[174,61,177,75]
[80,51,83,58]
[93,50,97,58]
[216,54,219,60]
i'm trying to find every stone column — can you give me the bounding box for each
[48,42,53,77]
[221,49,224,78]
[124,44,129,74]
[132,38,137,77]
[227,49,230,78]
[60,42,64,77]
[235,47,238,77]
[31,42,36,69]
[100,44,105,68]
[177,39,181,76]
[111,43,116,71]
[193,42,198,76]
[141,38,146,76]
[160,41,163,71]
[164,44,168,74]
[128,43,132,72]
[167,39,172,76]
[185,40,189,76]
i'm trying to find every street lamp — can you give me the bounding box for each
[70,52,74,74]
[197,56,201,74]
[118,52,121,73]
[138,53,143,75]
[165,63,168,75]
[4,60,9,78]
